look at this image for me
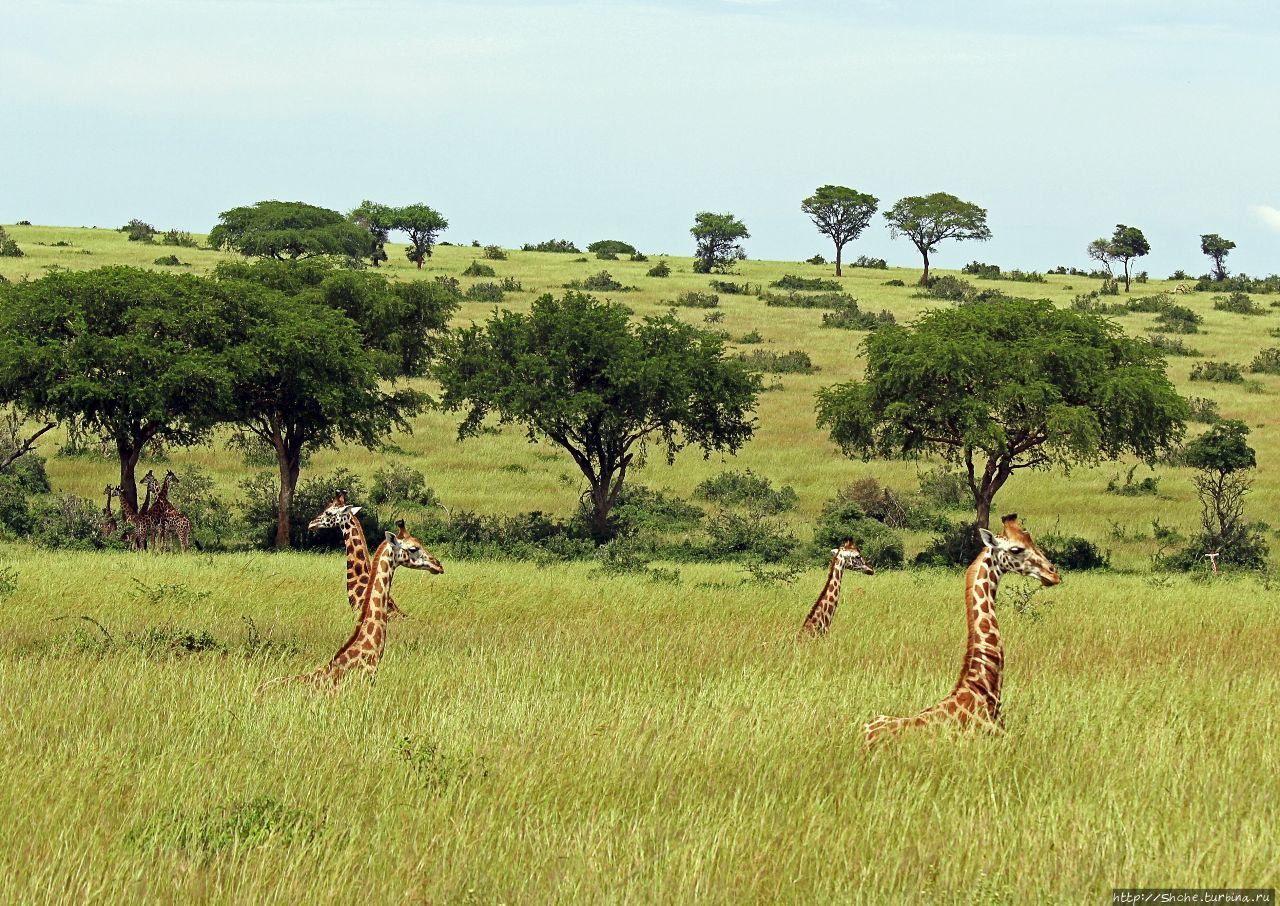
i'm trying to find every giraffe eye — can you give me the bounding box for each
[1008,546,1024,554]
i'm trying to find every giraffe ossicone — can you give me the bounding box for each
[863,514,1059,746]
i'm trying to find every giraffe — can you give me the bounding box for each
[307,490,404,619]
[863,514,1060,746]
[140,469,193,552]
[798,539,874,638]
[111,485,152,551]
[101,484,119,538]
[256,520,443,697]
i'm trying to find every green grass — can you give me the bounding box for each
[2,225,1279,901]
[0,546,1276,903]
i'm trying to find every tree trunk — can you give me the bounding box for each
[116,438,143,512]
[834,243,843,278]
[274,445,301,549]
[588,480,613,542]
[975,493,993,532]
[919,249,930,285]
[1123,259,1132,292]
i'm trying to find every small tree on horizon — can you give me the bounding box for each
[801,186,879,277]
[1177,419,1268,570]
[435,291,761,539]
[816,298,1187,529]
[350,200,397,266]
[690,212,749,274]
[1109,224,1150,292]
[1086,237,1117,276]
[883,192,991,285]
[209,200,374,262]
[394,204,449,268]
[1200,233,1235,282]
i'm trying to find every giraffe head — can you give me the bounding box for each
[832,538,874,575]
[979,514,1060,587]
[141,469,160,495]
[384,520,444,574]
[308,489,360,530]
[163,469,180,488]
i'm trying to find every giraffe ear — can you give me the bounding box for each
[978,527,998,549]
[347,505,362,516]
[385,531,398,546]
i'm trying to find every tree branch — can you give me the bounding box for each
[0,421,56,474]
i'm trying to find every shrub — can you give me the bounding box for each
[961,261,1002,279]
[0,453,52,536]
[851,256,888,269]
[1106,465,1160,496]
[736,349,816,374]
[914,521,986,567]
[161,229,198,248]
[646,260,671,278]
[771,274,841,291]
[119,219,157,242]
[595,250,618,260]
[811,498,904,569]
[1190,361,1244,383]
[703,310,724,324]
[521,239,580,253]
[882,278,905,287]
[671,291,719,308]
[804,254,826,265]
[694,470,797,515]
[465,282,505,302]
[605,484,704,535]
[762,290,855,309]
[1152,305,1201,333]
[1149,334,1201,356]
[916,465,968,509]
[565,271,634,292]
[0,227,25,258]
[1038,532,1110,570]
[1125,292,1173,313]
[917,275,1008,304]
[629,252,649,262]
[698,509,797,561]
[1196,274,1280,294]
[434,275,461,295]
[709,280,751,294]
[499,277,523,293]
[587,240,637,257]
[1248,347,1280,374]
[164,467,235,549]
[481,245,507,260]
[417,509,593,562]
[370,463,441,508]
[238,468,379,551]
[462,261,496,277]
[736,329,764,344]
[1169,270,1192,281]
[1213,291,1266,315]
[152,254,185,266]
[29,494,111,549]
[1186,396,1221,423]
[821,300,896,331]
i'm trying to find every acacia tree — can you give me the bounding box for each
[801,186,879,276]
[1086,238,1117,276]
[0,267,234,509]
[215,260,457,547]
[1109,224,1150,292]
[435,291,761,538]
[350,200,397,266]
[209,200,374,261]
[883,192,991,285]
[690,212,749,274]
[1180,419,1268,569]
[393,204,449,268]
[1200,233,1235,282]
[816,298,1186,529]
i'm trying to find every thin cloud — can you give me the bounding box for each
[1255,205,1280,232]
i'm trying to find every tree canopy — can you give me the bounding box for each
[1109,224,1150,292]
[208,200,374,261]
[435,291,760,538]
[801,186,879,276]
[1200,233,1235,282]
[393,204,449,268]
[816,298,1187,528]
[690,212,749,274]
[350,200,397,266]
[883,192,991,285]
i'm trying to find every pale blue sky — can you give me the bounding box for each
[5,0,1279,274]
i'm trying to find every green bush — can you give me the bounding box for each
[0,453,52,536]
[462,261,496,277]
[694,470,797,515]
[565,271,634,292]
[961,261,1002,279]
[646,260,671,278]
[771,274,841,291]
[370,463,441,508]
[1213,291,1266,315]
[521,239,580,253]
[736,330,764,344]
[465,282,505,302]
[29,494,112,549]
[882,278,905,287]
[914,521,984,567]
[916,466,969,510]
[811,498,903,569]
[152,254,185,267]
[595,250,618,260]
[1186,396,1221,424]
[1248,347,1280,374]
[762,291,855,309]
[499,277,523,293]
[1190,361,1244,383]
[709,280,751,294]
[1149,334,1201,356]
[820,300,896,331]
[481,245,507,260]
[1152,305,1201,333]
[161,229,198,248]
[1039,532,1110,570]
[918,275,1007,304]
[671,291,719,308]
[851,256,888,269]
[587,240,637,257]
[0,227,24,258]
[238,468,380,551]
[804,254,826,265]
[736,349,816,374]
[119,219,157,242]
[629,252,649,262]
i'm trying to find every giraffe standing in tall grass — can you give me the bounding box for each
[140,469,193,552]
[308,490,404,619]
[255,521,442,697]
[798,539,875,638]
[863,514,1059,745]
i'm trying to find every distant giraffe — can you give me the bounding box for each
[798,539,874,638]
[863,514,1060,746]
[308,490,404,619]
[256,521,443,696]
[111,485,152,551]
[101,484,119,538]
[140,469,193,552]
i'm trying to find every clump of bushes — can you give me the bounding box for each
[481,245,507,260]
[1213,291,1266,315]
[736,349,816,374]
[465,282,504,302]
[500,276,523,293]
[771,274,841,291]
[1106,465,1160,496]
[629,252,648,262]
[119,219,157,242]
[521,239,580,253]
[805,254,826,265]
[1038,530,1110,570]
[1190,361,1244,383]
[1248,347,1280,374]
[646,260,671,278]
[152,255,186,267]
[671,291,719,308]
[1152,305,1201,334]
[1186,396,1221,423]
[811,496,904,569]
[161,229,198,248]
[961,261,1002,279]
[239,468,380,551]
[595,250,618,260]
[851,256,888,269]
[0,227,24,258]
[369,463,441,508]
[762,291,856,309]
[820,300,896,331]
[694,470,797,515]
[565,271,635,292]
[882,278,905,287]
[1149,334,1201,356]
[709,280,751,294]
[917,275,1008,304]
[736,329,764,344]
[462,261,496,277]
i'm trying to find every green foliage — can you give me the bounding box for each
[1149,334,1201,357]
[482,245,508,260]
[1152,305,1201,334]
[521,239,580,253]
[1200,233,1235,281]
[1189,361,1244,383]
[587,240,637,257]
[209,200,373,261]
[370,463,441,508]
[393,203,449,268]
[119,219,157,242]
[629,252,649,262]
[28,494,109,549]
[852,256,888,269]
[1038,531,1110,570]
[882,278,905,286]
[1106,224,1151,291]
[762,291,856,309]
[1106,465,1160,496]
[349,200,396,266]
[690,212,749,274]
[500,277,524,293]
[0,451,51,537]
[884,192,991,283]
[811,496,904,569]
[465,282,504,302]
[131,797,322,855]
[1170,421,1268,570]
[736,349,816,374]
[916,465,969,509]
[1183,420,1255,474]
[736,330,763,344]
[800,185,878,275]
[771,274,841,291]
[914,520,984,567]
[435,291,759,538]
[805,254,826,265]
[671,291,719,308]
[157,229,197,249]
[565,271,634,293]
[694,470,797,515]
[917,275,1007,304]
[1186,396,1221,424]
[817,298,1187,526]
[646,260,671,278]
[238,467,380,551]
[165,466,234,549]
[961,261,1047,283]
[0,227,25,258]
[462,260,496,277]
[1248,347,1280,374]
[820,300,896,331]
[1212,291,1265,315]
[152,254,185,266]
[708,280,751,295]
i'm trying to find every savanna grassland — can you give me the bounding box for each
[1,224,1278,903]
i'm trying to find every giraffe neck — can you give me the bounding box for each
[157,475,173,506]
[340,513,374,611]
[801,557,845,635]
[952,547,1005,712]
